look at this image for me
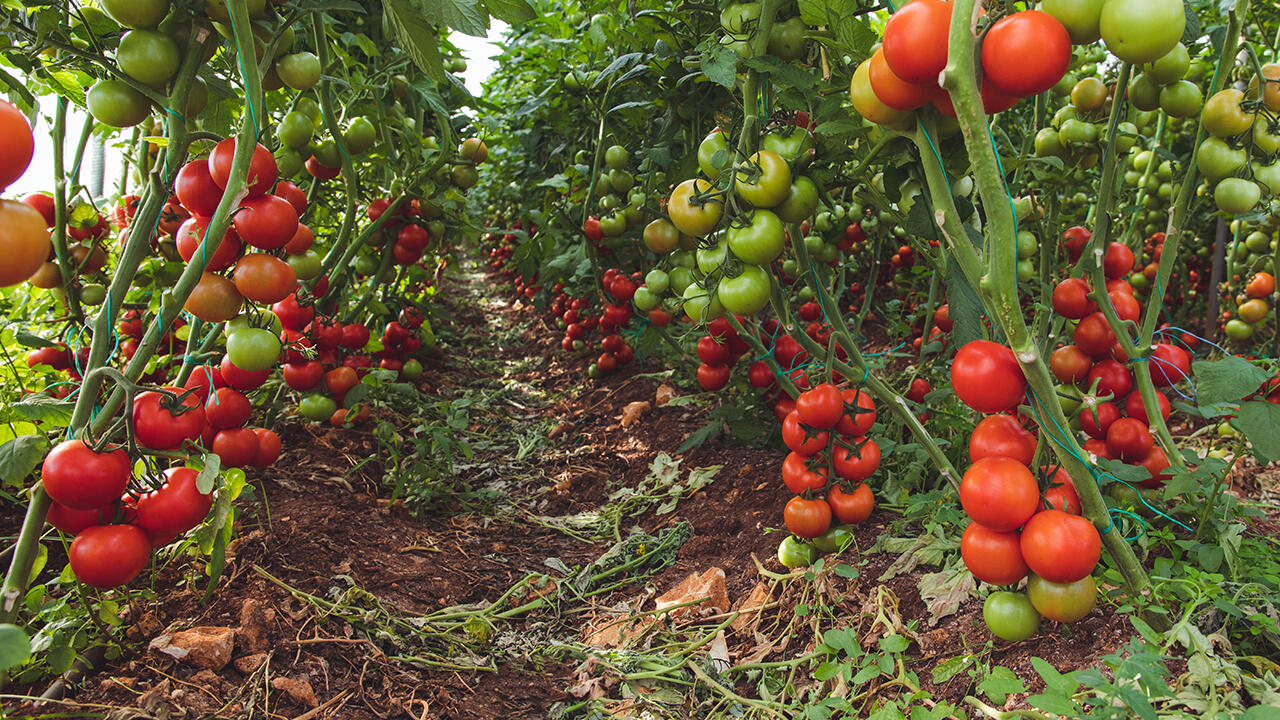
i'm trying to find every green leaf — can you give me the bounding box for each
[1193,356,1267,406]
[0,624,31,670]
[945,261,984,348]
[822,628,858,657]
[930,655,971,684]
[384,0,446,82]
[1232,401,1280,463]
[14,332,54,349]
[1030,657,1078,695]
[743,56,815,90]
[0,435,47,486]
[1027,694,1079,716]
[978,666,1026,704]
[8,395,74,426]
[43,70,85,107]
[195,454,221,494]
[699,42,739,89]
[879,634,909,653]
[419,0,488,36]
[480,0,535,23]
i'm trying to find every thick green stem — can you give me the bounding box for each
[49,98,84,324]
[940,0,1149,596]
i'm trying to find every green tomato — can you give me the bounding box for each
[810,524,854,554]
[287,251,323,281]
[1253,161,1280,196]
[716,264,771,316]
[1215,178,1260,216]
[226,328,281,373]
[117,30,181,87]
[775,176,819,224]
[401,359,424,380]
[777,536,817,569]
[275,148,304,178]
[1144,42,1189,84]
[682,281,724,322]
[983,592,1041,642]
[698,130,729,180]
[1016,259,1036,283]
[735,150,792,208]
[1042,0,1104,43]
[696,235,729,274]
[633,286,661,311]
[87,79,151,128]
[608,168,634,193]
[1027,574,1096,623]
[102,0,170,29]
[645,269,670,294]
[452,165,479,189]
[1196,137,1246,183]
[767,17,806,61]
[314,139,341,168]
[668,266,694,295]
[727,209,784,265]
[761,127,815,168]
[277,111,315,150]
[1034,127,1066,157]
[299,394,337,422]
[1016,231,1039,260]
[1224,318,1255,341]
[1126,72,1162,111]
[1158,80,1202,118]
[344,117,377,154]
[604,144,629,170]
[1099,0,1184,65]
[80,283,106,306]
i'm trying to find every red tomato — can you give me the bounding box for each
[47,502,112,535]
[960,457,1039,531]
[272,293,315,331]
[748,361,775,388]
[212,428,260,468]
[69,524,152,588]
[175,216,243,272]
[1088,358,1134,399]
[1052,278,1094,319]
[796,383,844,429]
[1019,510,1101,583]
[283,360,324,390]
[208,138,277,197]
[1149,343,1191,387]
[1136,445,1172,488]
[1125,390,1171,425]
[697,335,732,365]
[174,159,224,216]
[1050,345,1093,385]
[1106,417,1154,461]
[1043,468,1082,514]
[1080,400,1120,440]
[782,452,828,494]
[882,0,952,85]
[42,440,131,511]
[868,46,937,110]
[835,388,877,436]
[1061,226,1092,262]
[251,428,282,467]
[1073,312,1117,357]
[697,363,731,390]
[828,483,874,524]
[832,437,881,481]
[341,323,371,350]
[784,496,832,538]
[132,467,213,543]
[782,410,828,455]
[219,354,271,391]
[951,340,1026,413]
[969,414,1037,465]
[961,521,1029,585]
[1103,242,1135,280]
[133,389,205,450]
[981,11,1071,97]
[205,387,251,430]
[233,194,300,251]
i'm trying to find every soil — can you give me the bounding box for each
[3,259,1249,719]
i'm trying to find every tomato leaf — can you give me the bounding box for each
[417,0,488,37]
[480,0,534,23]
[13,332,54,349]
[1231,401,1280,463]
[0,435,47,486]
[945,261,985,349]
[697,40,738,89]
[0,624,31,671]
[383,0,446,82]
[195,454,221,495]
[7,395,74,427]
[1192,356,1267,407]
[978,666,1026,705]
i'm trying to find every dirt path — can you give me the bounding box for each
[9,259,1142,719]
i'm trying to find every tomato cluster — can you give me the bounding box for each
[1046,241,1193,488]
[774,382,879,568]
[853,2,1072,126]
[950,341,1101,641]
